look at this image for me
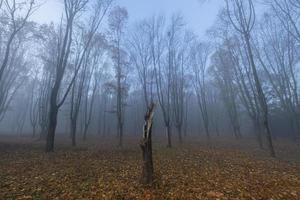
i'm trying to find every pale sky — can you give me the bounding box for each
[31,0,223,37]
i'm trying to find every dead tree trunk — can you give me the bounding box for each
[140,103,155,185]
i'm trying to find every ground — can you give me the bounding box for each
[0,135,300,200]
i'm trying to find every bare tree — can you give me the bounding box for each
[150,15,173,147]
[207,86,222,137]
[69,59,86,146]
[211,47,242,139]
[255,12,300,139]
[0,0,36,82]
[169,16,190,143]
[69,30,94,146]
[0,0,36,121]
[82,44,104,141]
[208,11,262,145]
[0,47,27,122]
[33,23,57,139]
[108,6,129,147]
[46,0,88,152]
[225,0,275,157]
[37,68,52,139]
[29,74,39,138]
[15,87,30,136]
[68,31,105,145]
[230,37,264,148]
[46,0,112,152]
[271,0,300,43]
[191,41,211,141]
[97,72,111,136]
[128,20,153,108]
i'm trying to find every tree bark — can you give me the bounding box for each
[46,102,58,152]
[166,125,172,148]
[140,103,155,185]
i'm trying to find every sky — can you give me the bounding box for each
[31,0,224,37]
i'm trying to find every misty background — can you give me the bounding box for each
[0,0,299,156]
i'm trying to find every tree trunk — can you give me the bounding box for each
[46,105,58,152]
[118,122,123,147]
[39,126,47,140]
[289,113,299,141]
[140,103,155,185]
[32,125,36,138]
[83,125,88,141]
[71,121,77,147]
[204,122,210,142]
[102,113,106,137]
[177,125,183,144]
[233,124,242,140]
[46,85,59,153]
[253,119,263,149]
[166,125,172,148]
[263,114,275,157]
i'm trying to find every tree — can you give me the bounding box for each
[128,20,154,108]
[208,11,263,145]
[191,41,211,141]
[150,15,173,147]
[46,0,112,152]
[169,15,190,144]
[37,66,52,140]
[0,0,36,82]
[29,74,39,138]
[108,6,129,147]
[255,12,300,139]
[97,71,111,137]
[0,0,36,122]
[225,0,275,157]
[140,102,155,185]
[82,40,104,140]
[0,41,28,122]
[211,47,242,139]
[69,31,103,146]
[271,0,300,43]
[230,37,264,148]
[33,23,57,139]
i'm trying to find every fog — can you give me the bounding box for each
[0,0,300,199]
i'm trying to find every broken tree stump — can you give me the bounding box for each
[140,102,155,185]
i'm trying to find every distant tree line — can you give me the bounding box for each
[0,0,299,157]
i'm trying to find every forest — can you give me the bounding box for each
[0,0,300,199]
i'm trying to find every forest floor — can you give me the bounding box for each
[0,135,300,200]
